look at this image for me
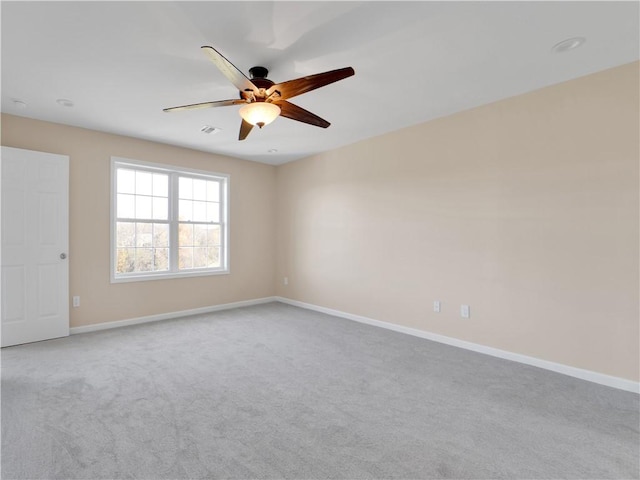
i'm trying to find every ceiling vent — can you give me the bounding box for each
[200,125,221,135]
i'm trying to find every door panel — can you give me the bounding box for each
[1,266,25,323]
[1,146,69,347]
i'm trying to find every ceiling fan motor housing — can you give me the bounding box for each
[249,66,269,79]
[242,67,276,101]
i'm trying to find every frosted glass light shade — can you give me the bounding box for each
[239,102,281,128]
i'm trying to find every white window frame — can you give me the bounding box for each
[110,157,229,283]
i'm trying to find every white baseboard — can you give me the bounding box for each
[275,296,640,394]
[69,297,278,335]
[68,294,638,393]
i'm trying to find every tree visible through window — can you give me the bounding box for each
[116,168,169,274]
[111,158,228,282]
[177,176,222,270]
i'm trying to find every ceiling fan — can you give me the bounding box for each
[164,46,355,141]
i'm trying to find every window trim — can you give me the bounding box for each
[110,157,230,283]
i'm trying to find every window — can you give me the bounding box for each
[111,157,228,282]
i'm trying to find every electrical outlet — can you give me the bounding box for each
[461,305,470,318]
[433,300,441,313]
[72,296,80,308]
[283,277,288,286]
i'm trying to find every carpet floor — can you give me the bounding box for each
[1,302,638,479]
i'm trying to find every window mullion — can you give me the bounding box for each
[221,180,227,270]
[218,184,223,240]
[169,172,180,273]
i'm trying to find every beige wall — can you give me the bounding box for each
[2,62,638,382]
[1,115,277,327]
[276,62,640,381]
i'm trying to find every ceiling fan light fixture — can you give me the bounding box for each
[239,102,281,128]
[165,46,354,141]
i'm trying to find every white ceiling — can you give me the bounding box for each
[2,1,638,165]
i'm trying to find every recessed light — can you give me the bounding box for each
[12,99,27,109]
[200,125,221,134]
[56,98,74,107]
[552,37,586,53]
[268,149,278,153]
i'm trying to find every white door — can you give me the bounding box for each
[1,146,69,347]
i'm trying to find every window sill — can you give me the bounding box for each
[111,268,230,284]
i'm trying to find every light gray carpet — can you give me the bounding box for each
[1,302,638,479]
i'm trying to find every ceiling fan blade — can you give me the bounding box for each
[239,119,254,141]
[275,100,330,128]
[201,46,258,95]
[267,67,354,101]
[163,99,246,113]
